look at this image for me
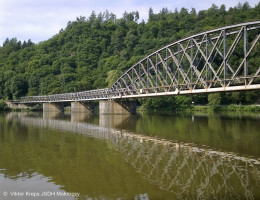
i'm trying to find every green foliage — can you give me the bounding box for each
[0,2,259,110]
[217,104,260,112]
[140,96,191,111]
[208,93,221,105]
[0,100,9,111]
[208,93,221,110]
[106,70,119,87]
[175,96,192,110]
[193,104,260,112]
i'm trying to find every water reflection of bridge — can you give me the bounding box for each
[10,113,260,199]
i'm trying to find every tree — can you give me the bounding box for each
[125,28,138,52]
[106,70,119,87]
[10,74,28,99]
[0,100,9,111]
[208,93,221,110]
[148,7,155,21]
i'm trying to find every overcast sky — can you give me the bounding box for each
[0,0,259,45]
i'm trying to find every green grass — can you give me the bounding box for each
[192,104,260,112]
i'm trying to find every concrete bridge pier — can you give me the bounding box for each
[71,102,94,113]
[43,102,64,112]
[99,100,136,115]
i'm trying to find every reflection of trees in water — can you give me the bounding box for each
[133,113,260,156]
[14,114,260,199]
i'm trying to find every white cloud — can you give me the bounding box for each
[0,0,259,45]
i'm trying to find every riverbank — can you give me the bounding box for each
[2,100,260,113]
[193,104,260,112]
[137,104,260,113]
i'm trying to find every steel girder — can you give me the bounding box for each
[20,21,260,103]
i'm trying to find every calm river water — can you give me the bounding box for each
[0,112,259,199]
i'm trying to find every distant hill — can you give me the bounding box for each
[0,2,259,108]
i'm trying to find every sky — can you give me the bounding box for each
[0,0,259,45]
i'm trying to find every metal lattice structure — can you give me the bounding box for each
[11,113,259,199]
[20,21,260,103]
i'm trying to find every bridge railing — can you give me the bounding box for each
[20,88,113,103]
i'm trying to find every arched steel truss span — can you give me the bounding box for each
[20,21,260,103]
[111,21,260,98]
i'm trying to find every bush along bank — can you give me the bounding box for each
[193,104,260,112]
[0,100,10,111]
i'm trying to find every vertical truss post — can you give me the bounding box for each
[206,34,209,86]
[166,48,168,88]
[147,60,149,89]
[172,53,175,78]
[178,43,180,86]
[223,30,227,87]
[138,64,141,90]
[209,35,212,81]
[190,39,193,88]
[244,26,248,85]
[156,53,158,88]
[132,68,134,88]
[121,79,123,95]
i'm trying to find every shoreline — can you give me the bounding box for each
[137,104,260,113]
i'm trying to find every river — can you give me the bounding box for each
[0,112,259,199]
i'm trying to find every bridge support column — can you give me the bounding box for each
[43,102,64,112]
[71,102,94,113]
[99,100,136,115]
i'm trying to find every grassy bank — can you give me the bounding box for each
[193,104,260,112]
[137,104,260,113]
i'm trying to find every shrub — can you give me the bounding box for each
[208,93,221,110]
[0,100,10,111]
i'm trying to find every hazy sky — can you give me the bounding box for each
[0,0,259,45]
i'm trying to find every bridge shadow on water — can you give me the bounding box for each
[4,112,260,199]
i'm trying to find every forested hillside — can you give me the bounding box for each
[0,2,259,109]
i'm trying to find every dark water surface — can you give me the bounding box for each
[0,112,259,199]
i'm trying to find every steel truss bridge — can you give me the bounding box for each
[20,21,260,103]
[10,113,260,199]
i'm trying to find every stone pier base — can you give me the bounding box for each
[99,100,136,115]
[43,102,64,112]
[71,102,94,113]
